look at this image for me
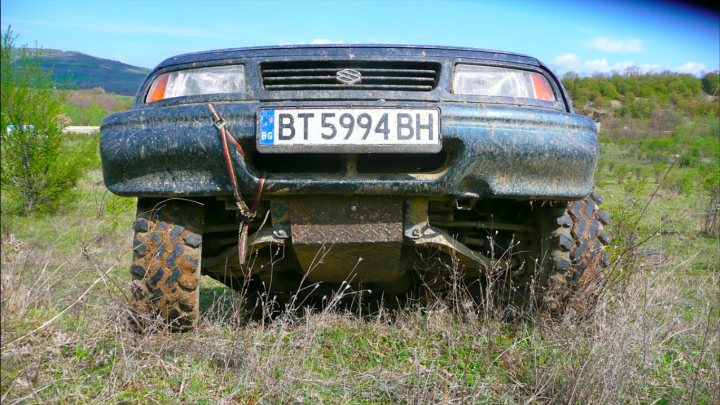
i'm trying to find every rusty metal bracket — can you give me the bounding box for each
[269,198,291,239]
[250,226,285,249]
[408,225,493,270]
[404,198,430,239]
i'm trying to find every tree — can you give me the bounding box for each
[562,71,579,100]
[1,27,82,214]
[701,71,720,95]
[623,66,641,77]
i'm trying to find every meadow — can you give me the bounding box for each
[61,88,133,126]
[1,112,718,403]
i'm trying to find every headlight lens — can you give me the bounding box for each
[452,64,555,102]
[145,65,246,103]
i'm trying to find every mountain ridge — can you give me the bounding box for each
[28,48,150,96]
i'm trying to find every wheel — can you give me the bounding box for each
[539,192,611,317]
[128,199,204,331]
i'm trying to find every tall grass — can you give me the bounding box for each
[1,120,719,402]
[2,172,718,403]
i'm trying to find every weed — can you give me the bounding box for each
[1,115,718,403]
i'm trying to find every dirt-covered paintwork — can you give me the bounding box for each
[101,102,597,199]
[101,45,597,201]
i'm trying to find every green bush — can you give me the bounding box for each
[63,102,110,126]
[566,71,717,120]
[100,193,136,233]
[613,163,629,183]
[0,28,90,215]
[701,71,720,95]
[632,166,645,181]
[661,170,696,195]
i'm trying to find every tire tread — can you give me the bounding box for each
[129,200,203,332]
[544,192,610,316]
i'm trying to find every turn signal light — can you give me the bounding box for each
[452,64,556,102]
[145,65,246,103]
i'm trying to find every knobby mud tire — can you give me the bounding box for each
[129,199,204,332]
[543,192,611,317]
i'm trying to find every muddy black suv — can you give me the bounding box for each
[100,45,609,330]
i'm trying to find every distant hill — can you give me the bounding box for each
[29,49,150,96]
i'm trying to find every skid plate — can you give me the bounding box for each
[288,196,403,283]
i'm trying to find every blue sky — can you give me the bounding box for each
[1,0,718,76]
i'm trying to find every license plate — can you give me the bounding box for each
[257,108,441,153]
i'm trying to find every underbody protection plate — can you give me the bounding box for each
[288,196,404,282]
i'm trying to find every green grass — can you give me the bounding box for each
[62,89,133,126]
[2,126,718,403]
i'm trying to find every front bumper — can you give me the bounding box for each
[100,101,598,200]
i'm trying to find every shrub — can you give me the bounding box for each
[0,28,89,215]
[698,162,720,237]
[632,166,645,181]
[613,163,629,183]
[701,71,719,95]
[62,102,110,126]
[662,170,696,195]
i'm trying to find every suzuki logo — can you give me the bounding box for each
[336,69,362,85]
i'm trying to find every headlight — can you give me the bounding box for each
[452,64,555,102]
[145,65,246,103]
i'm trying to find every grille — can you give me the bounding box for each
[261,61,440,92]
[251,150,447,174]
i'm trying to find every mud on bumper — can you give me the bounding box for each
[100,101,598,200]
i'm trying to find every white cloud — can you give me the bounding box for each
[279,38,345,46]
[551,53,582,72]
[637,63,663,72]
[588,37,643,53]
[607,60,636,71]
[675,61,708,75]
[584,58,609,71]
[550,53,709,77]
[553,53,580,65]
[310,38,344,45]
[581,58,636,73]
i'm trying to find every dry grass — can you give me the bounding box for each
[1,170,718,403]
[65,89,132,111]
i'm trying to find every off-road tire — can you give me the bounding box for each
[129,199,204,332]
[541,192,610,317]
